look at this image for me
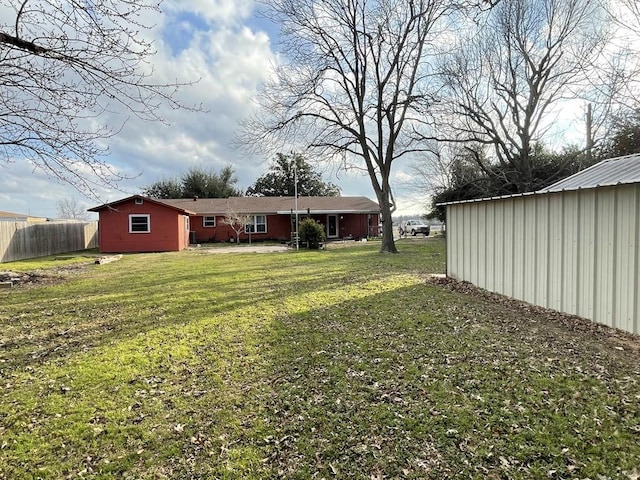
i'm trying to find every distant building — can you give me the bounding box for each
[0,210,47,223]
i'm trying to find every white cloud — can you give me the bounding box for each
[163,0,255,25]
[0,162,99,218]
[82,2,278,197]
[0,1,410,219]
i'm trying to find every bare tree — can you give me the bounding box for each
[221,212,253,245]
[596,0,640,116]
[56,197,91,221]
[407,143,463,200]
[0,1,195,196]
[240,0,461,253]
[603,0,640,32]
[437,0,607,192]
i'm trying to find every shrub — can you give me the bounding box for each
[299,218,326,249]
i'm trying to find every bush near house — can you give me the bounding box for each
[299,217,326,248]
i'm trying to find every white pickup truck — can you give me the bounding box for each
[399,219,430,236]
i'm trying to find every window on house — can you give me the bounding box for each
[134,198,144,205]
[245,215,267,233]
[203,216,216,227]
[129,214,150,233]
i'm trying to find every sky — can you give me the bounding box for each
[4,0,626,220]
[0,0,428,220]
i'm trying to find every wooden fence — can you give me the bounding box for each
[0,221,98,263]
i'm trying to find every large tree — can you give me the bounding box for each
[436,0,606,193]
[598,111,640,158]
[0,0,194,194]
[246,152,340,197]
[598,0,640,113]
[142,165,242,199]
[425,143,591,222]
[241,0,459,253]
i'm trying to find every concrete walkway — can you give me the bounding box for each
[197,245,290,254]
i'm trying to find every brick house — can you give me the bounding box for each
[88,196,194,253]
[89,195,380,252]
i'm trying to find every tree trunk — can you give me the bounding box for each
[377,193,398,254]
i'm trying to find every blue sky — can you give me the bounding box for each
[0,1,433,219]
[162,11,211,56]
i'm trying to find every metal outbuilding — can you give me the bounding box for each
[442,154,640,335]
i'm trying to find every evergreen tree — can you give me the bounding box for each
[599,112,640,158]
[427,144,592,222]
[246,153,340,197]
[142,165,242,199]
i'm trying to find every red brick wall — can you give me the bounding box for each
[97,200,188,252]
[189,215,293,243]
[189,213,378,243]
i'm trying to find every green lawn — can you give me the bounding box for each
[1,239,639,479]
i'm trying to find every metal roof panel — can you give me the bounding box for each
[438,154,640,206]
[540,154,640,193]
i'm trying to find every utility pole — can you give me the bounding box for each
[586,103,593,167]
[294,159,299,250]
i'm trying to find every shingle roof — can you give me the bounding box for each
[88,195,196,214]
[0,210,46,220]
[540,154,640,193]
[0,210,28,219]
[162,196,380,215]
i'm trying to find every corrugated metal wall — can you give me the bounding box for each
[446,185,640,335]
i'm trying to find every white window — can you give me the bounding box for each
[245,215,267,233]
[134,198,144,205]
[203,216,216,227]
[129,214,150,233]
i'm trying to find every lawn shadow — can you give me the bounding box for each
[249,280,640,479]
[0,242,444,370]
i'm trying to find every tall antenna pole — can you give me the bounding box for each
[294,158,299,250]
[586,103,593,167]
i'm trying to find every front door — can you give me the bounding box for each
[327,215,338,238]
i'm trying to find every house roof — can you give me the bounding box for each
[438,154,640,207]
[88,195,196,214]
[0,210,28,220]
[0,210,47,221]
[162,196,380,215]
[539,153,640,193]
